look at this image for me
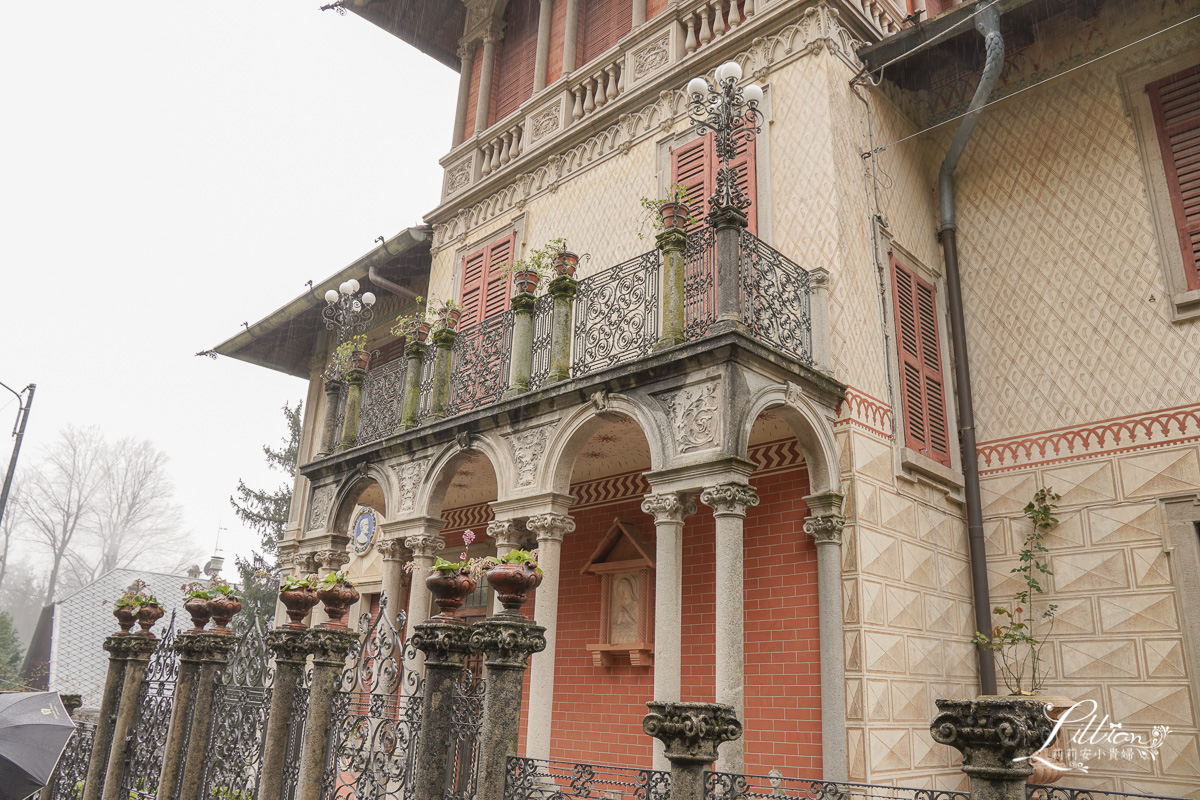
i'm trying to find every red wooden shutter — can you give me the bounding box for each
[729,133,758,236]
[892,256,951,467]
[481,234,515,321]
[492,0,539,125]
[581,0,632,66]
[669,133,757,234]
[459,247,488,327]
[1148,64,1200,291]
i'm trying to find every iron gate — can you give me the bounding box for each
[444,660,486,800]
[45,721,97,800]
[120,614,180,800]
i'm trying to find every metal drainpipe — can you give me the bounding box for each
[938,3,1003,697]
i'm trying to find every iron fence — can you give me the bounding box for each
[444,666,486,800]
[45,720,96,800]
[738,230,814,365]
[504,757,670,800]
[572,250,661,377]
[356,357,408,446]
[705,773,970,800]
[120,614,180,800]
[414,345,438,424]
[281,662,313,800]
[321,592,423,800]
[684,225,717,341]
[528,294,555,391]
[1028,787,1193,800]
[449,312,515,415]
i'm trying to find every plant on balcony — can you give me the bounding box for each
[973,487,1061,695]
[207,582,243,633]
[181,582,215,632]
[390,296,435,343]
[638,183,699,239]
[324,334,369,382]
[506,238,572,293]
[436,299,464,330]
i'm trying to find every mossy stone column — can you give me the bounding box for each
[258,629,315,800]
[317,380,343,457]
[295,627,359,800]
[338,367,366,450]
[400,341,426,430]
[98,635,159,800]
[471,612,546,800]
[410,619,476,800]
[655,228,688,349]
[174,632,238,800]
[642,702,742,800]
[931,697,1055,800]
[505,291,537,398]
[547,274,576,382]
[428,326,456,420]
[155,631,221,800]
[83,636,144,800]
[710,205,748,325]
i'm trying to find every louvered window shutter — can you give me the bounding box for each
[581,0,632,66]
[669,132,757,233]
[459,248,488,328]
[481,234,515,321]
[492,0,539,125]
[1148,64,1200,291]
[892,256,952,467]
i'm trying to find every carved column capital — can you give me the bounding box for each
[700,483,759,517]
[173,631,239,665]
[640,493,696,524]
[456,41,477,62]
[803,514,846,546]
[410,619,477,668]
[642,701,743,765]
[304,627,360,668]
[314,549,350,573]
[470,616,547,670]
[377,538,409,562]
[526,512,575,543]
[266,629,314,667]
[103,635,160,660]
[487,519,526,550]
[931,698,1055,786]
[404,533,446,560]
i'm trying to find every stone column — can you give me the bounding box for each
[505,291,537,397]
[524,512,574,760]
[98,636,158,800]
[155,633,210,800]
[710,205,749,325]
[295,628,360,800]
[931,697,1055,800]
[174,634,238,800]
[400,341,426,430]
[802,491,847,782]
[547,274,577,383]
[318,380,343,457]
[633,0,646,27]
[428,326,456,421]
[642,702,742,800]
[339,366,366,450]
[83,636,143,800]
[655,228,688,349]
[453,42,476,148]
[377,537,410,612]
[471,613,547,800]
[699,482,758,774]
[403,526,446,638]
[474,33,499,135]
[410,619,475,800]
[640,493,694,771]
[562,0,580,75]
[257,629,314,800]
[532,0,554,92]
[808,267,832,374]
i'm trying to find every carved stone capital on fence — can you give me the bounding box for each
[60,693,82,717]
[547,274,577,301]
[267,628,314,666]
[306,627,360,667]
[655,228,687,254]
[102,633,159,660]
[525,512,575,543]
[641,493,696,524]
[410,619,476,669]
[471,615,547,671]
[700,483,759,518]
[510,291,537,314]
[802,514,845,546]
[642,701,743,765]
[173,630,237,665]
[404,340,427,360]
[931,697,1055,793]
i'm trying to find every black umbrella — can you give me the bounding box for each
[0,692,76,800]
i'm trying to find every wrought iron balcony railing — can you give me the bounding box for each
[504,756,671,800]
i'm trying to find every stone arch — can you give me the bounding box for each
[735,384,841,496]
[542,392,669,496]
[415,431,510,520]
[329,463,393,534]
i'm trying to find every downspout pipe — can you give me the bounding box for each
[938,3,1003,697]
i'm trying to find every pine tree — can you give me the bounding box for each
[230,402,302,557]
[0,611,25,689]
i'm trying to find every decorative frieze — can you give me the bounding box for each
[391,458,429,513]
[505,426,551,487]
[660,381,721,454]
[632,33,672,82]
[307,484,335,531]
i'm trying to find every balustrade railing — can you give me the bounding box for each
[481,119,526,177]
[705,772,970,800]
[448,311,515,416]
[738,229,814,365]
[572,249,661,377]
[504,757,671,800]
[356,357,407,446]
[568,54,624,125]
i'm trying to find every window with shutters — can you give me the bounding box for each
[458,232,516,328]
[891,253,952,469]
[491,0,539,125]
[1147,64,1200,293]
[668,131,758,234]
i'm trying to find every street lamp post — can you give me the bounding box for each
[321,278,377,347]
[686,61,764,218]
[0,381,35,531]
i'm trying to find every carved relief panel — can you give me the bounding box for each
[581,518,655,667]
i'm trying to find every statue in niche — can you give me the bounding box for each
[581,518,655,667]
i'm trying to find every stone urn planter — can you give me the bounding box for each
[135,603,165,636]
[487,562,542,614]
[1026,695,1075,786]
[553,250,579,278]
[208,595,243,633]
[410,321,432,343]
[426,569,477,618]
[184,596,212,633]
[658,201,691,231]
[438,306,463,331]
[279,588,320,630]
[317,581,360,629]
[113,606,137,635]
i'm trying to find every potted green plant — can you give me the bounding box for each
[181,583,214,633]
[207,583,243,633]
[324,334,369,381]
[486,548,543,614]
[638,183,699,238]
[437,299,464,331]
[134,594,165,636]
[506,238,568,293]
[316,571,360,629]
[391,296,434,343]
[279,574,320,630]
[110,579,150,634]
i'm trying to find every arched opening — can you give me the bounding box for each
[332,476,389,627]
[432,452,502,625]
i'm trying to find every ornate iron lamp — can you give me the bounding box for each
[322,278,377,346]
[685,61,764,216]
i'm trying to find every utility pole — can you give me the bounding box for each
[0,382,36,531]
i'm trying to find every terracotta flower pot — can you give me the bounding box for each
[1026,695,1075,786]
[426,569,477,618]
[513,269,540,295]
[135,604,165,636]
[350,349,371,372]
[113,606,137,635]
[486,562,542,615]
[279,588,320,630]
[439,307,463,330]
[658,201,691,231]
[553,251,579,278]
[317,583,361,629]
[411,321,432,343]
[207,595,243,633]
[184,597,211,633]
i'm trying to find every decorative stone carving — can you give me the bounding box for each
[376,538,408,562]
[931,697,1056,791]
[505,427,549,487]
[700,483,760,517]
[660,381,721,453]
[642,701,743,764]
[314,550,350,573]
[409,619,476,668]
[582,518,655,667]
[470,615,547,670]
[305,627,360,666]
[590,389,609,413]
[446,162,471,194]
[633,34,671,80]
[391,458,428,513]
[103,633,159,658]
[785,381,807,410]
[530,106,560,142]
[456,431,472,451]
[803,514,845,546]
[640,493,696,523]
[308,484,335,531]
[404,533,446,560]
[171,631,237,662]
[486,519,525,550]
[266,629,313,665]
[526,513,575,543]
[350,507,379,555]
[291,552,319,574]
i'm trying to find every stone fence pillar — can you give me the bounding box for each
[258,629,316,800]
[317,380,342,457]
[655,228,688,349]
[428,325,456,421]
[547,274,576,382]
[98,636,159,800]
[471,612,547,800]
[710,205,748,326]
[410,619,475,800]
[83,637,144,800]
[931,697,1055,800]
[173,633,238,800]
[506,291,537,397]
[295,628,360,800]
[642,702,742,800]
[400,341,426,430]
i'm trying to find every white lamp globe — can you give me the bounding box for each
[324,289,339,304]
[743,83,764,104]
[348,278,360,293]
[686,76,709,96]
[362,292,376,306]
[339,281,351,295]
[718,61,742,83]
